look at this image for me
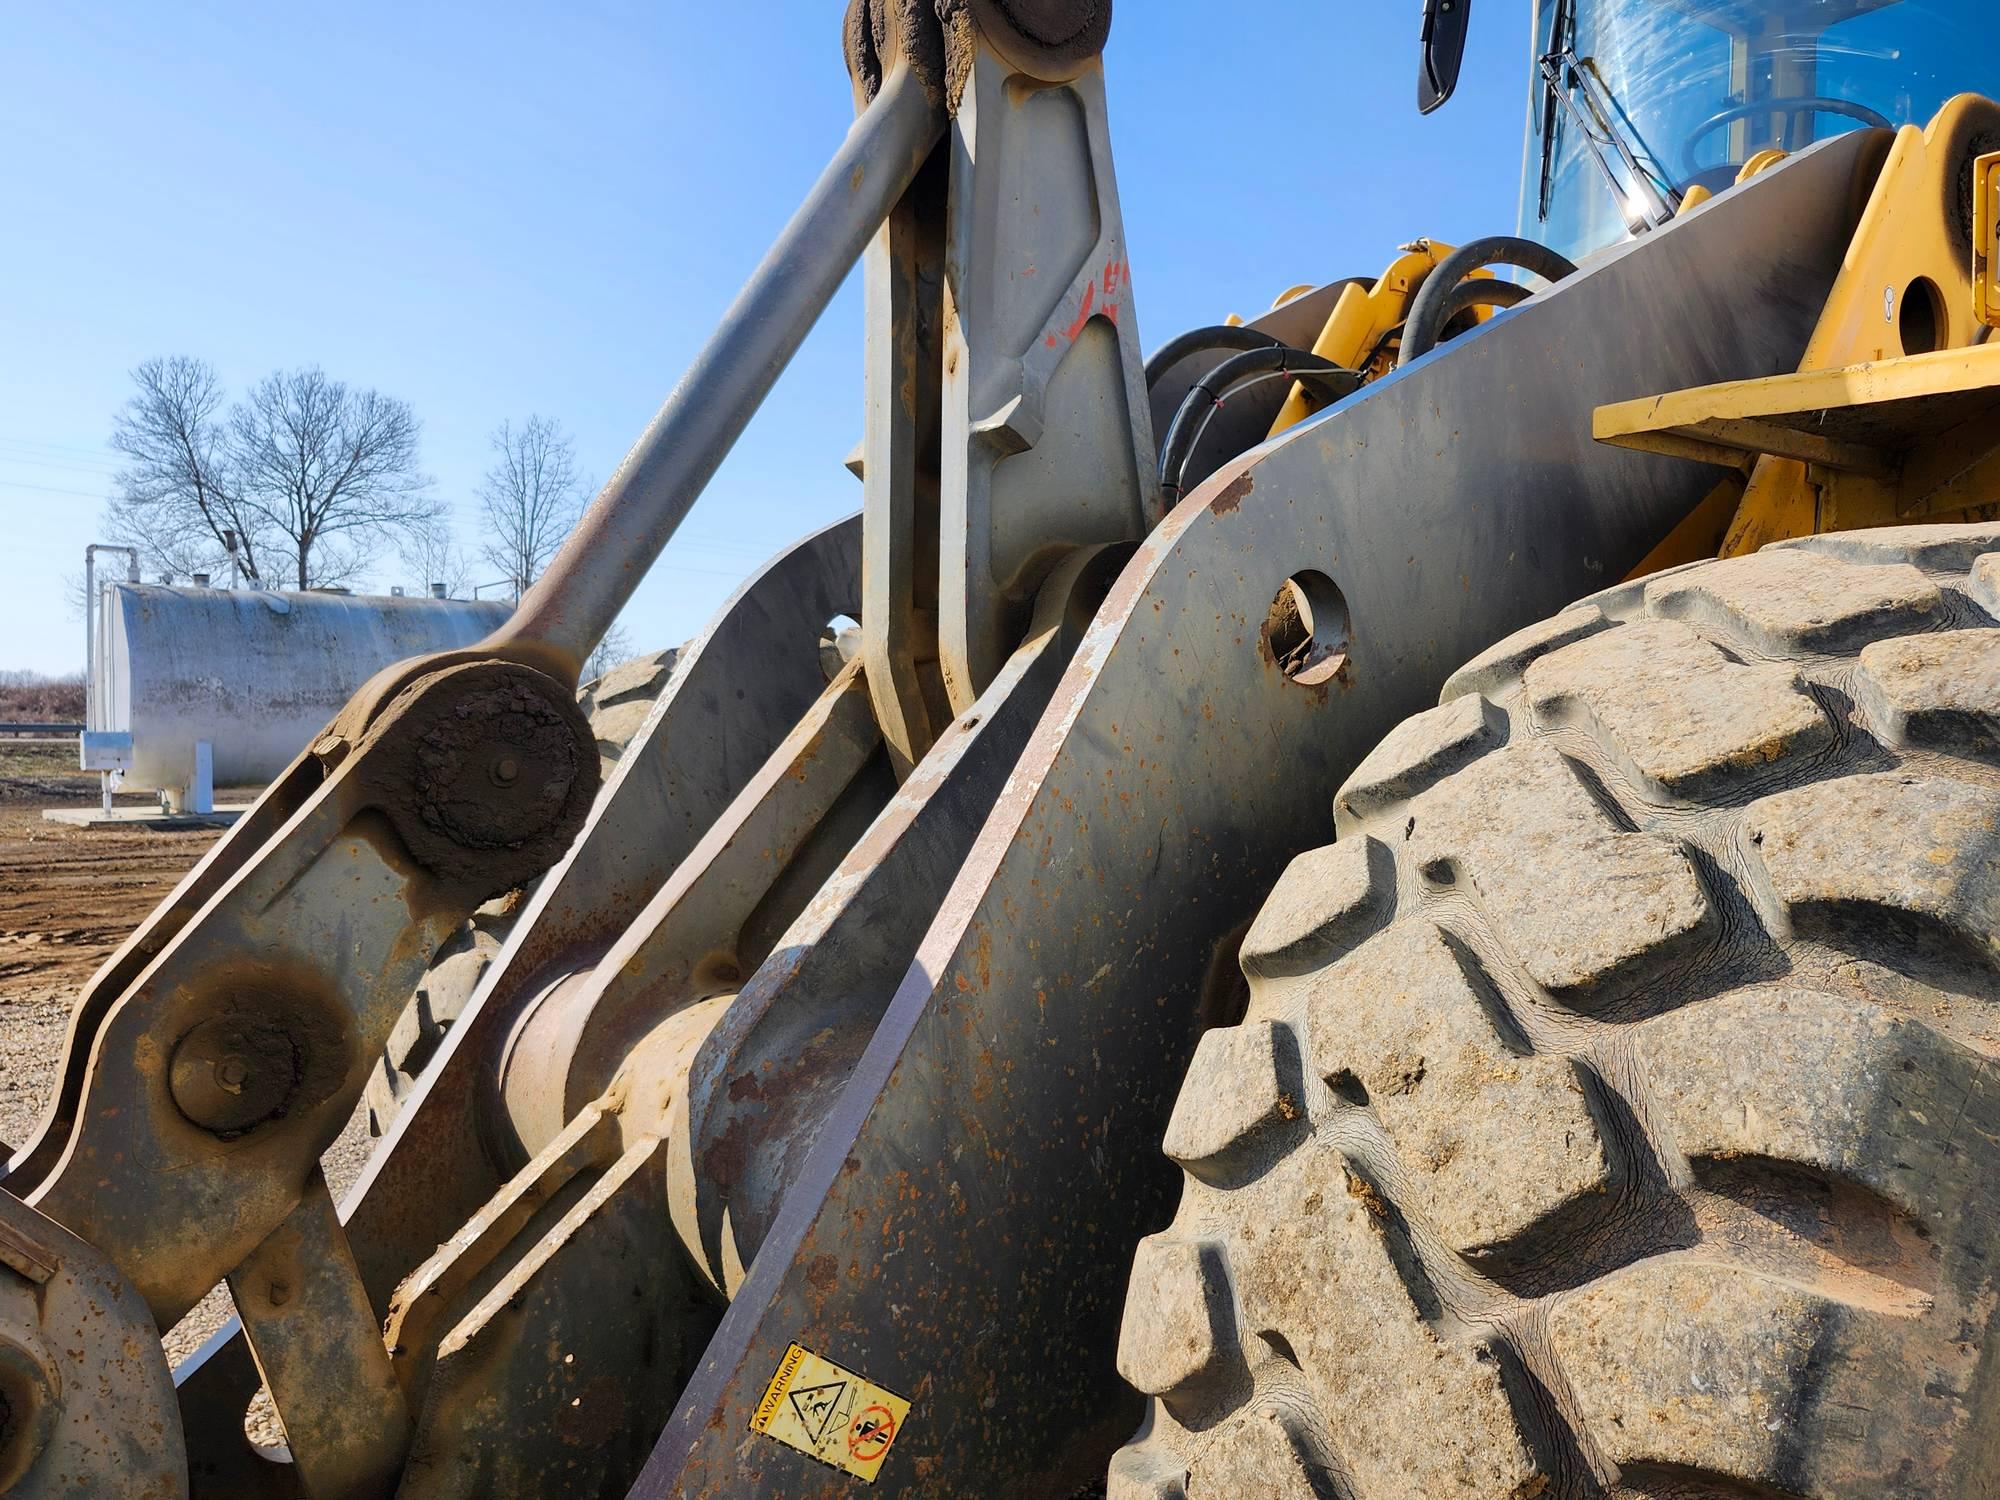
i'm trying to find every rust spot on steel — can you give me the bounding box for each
[1208,472,1254,515]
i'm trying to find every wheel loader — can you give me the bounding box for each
[5,0,2000,1494]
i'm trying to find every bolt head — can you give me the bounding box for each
[170,1018,297,1135]
[0,1326,60,1490]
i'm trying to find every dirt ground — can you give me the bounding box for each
[0,742,375,1368]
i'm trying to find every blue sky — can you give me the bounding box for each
[0,3,1527,676]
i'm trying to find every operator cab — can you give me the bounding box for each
[1516,0,1995,259]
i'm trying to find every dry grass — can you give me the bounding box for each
[0,671,85,722]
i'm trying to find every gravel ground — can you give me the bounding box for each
[0,765,377,1378]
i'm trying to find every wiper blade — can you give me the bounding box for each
[1535,0,1572,222]
[1539,44,1682,235]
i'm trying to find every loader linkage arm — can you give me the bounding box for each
[0,2,1891,1496]
[0,15,951,1494]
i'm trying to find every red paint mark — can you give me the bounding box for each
[1063,279,1096,341]
[1045,334,1058,347]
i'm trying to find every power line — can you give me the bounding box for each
[0,450,121,477]
[0,479,112,500]
[0,435,122,464]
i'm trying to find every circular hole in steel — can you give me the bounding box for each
[1263,571,1350,687]
[242,1386,293,1465]
[818,613,861,683]
[1899,275,1945,355]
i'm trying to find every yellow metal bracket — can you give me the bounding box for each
[1265,242,1490,435]
[1597,341,2000,523]
[1596,95,2000,561]
[1975,149,2000,328]
[1676,148,1791,218]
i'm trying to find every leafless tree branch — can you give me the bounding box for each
[583,619,633,684]
[107,355,270,584]
[107,359,440,592]
[226,366,439,589]
[405,518,474,599]
[476,415,587,599]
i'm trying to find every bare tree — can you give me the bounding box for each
[228,367,438,589]
[106,356,270,584]
[584,620,633,684]
[476,416,587,598]
[404,518,474,599]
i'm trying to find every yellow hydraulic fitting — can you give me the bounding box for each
[1267,241,1466,434]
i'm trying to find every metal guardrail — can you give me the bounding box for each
[0,722,84,735]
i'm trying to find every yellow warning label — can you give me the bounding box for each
[749,1342,912,1483]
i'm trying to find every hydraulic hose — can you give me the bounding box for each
[1143,325,1284,391]
[1397,235,1579,367]
[1159,345,1359,502]
[1421,277,1534,339]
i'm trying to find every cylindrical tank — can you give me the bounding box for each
[93,583,511,794]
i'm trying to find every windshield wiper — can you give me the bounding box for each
[1537,42,1682,235]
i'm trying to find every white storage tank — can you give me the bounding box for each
[90,582,511,806]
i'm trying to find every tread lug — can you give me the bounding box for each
[1526,620,1830,798]
[1745,772,2000,969]
[1409,745,1712,1005]
[1773,521,2000,571]
[1647,549,1943,654]
[1972,553,2000,618]
[1163,1022,1308,1178]
[1336,695,1505,826]
[1855,629,2000,757]
[1550,1257,1979,1498]
[1441,604,1608,702]
[1117,1235,1243,1398]
[1188,1401,1342,1499]
[1640,988,1982,1223]
[1107,1444,1189,1500]
[1306,921,1610,1253]
[1239,838,1393,981]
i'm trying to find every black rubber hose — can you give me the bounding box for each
[1426,276,1534,338]
[1396,235,1579,367]
[1143,325,1283,391]
[1159,346,1356,502]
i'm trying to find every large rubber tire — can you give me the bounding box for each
[364,648,679,1135]
[1110,524,2000,1499]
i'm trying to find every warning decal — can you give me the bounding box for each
[749,1342,913,1483]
